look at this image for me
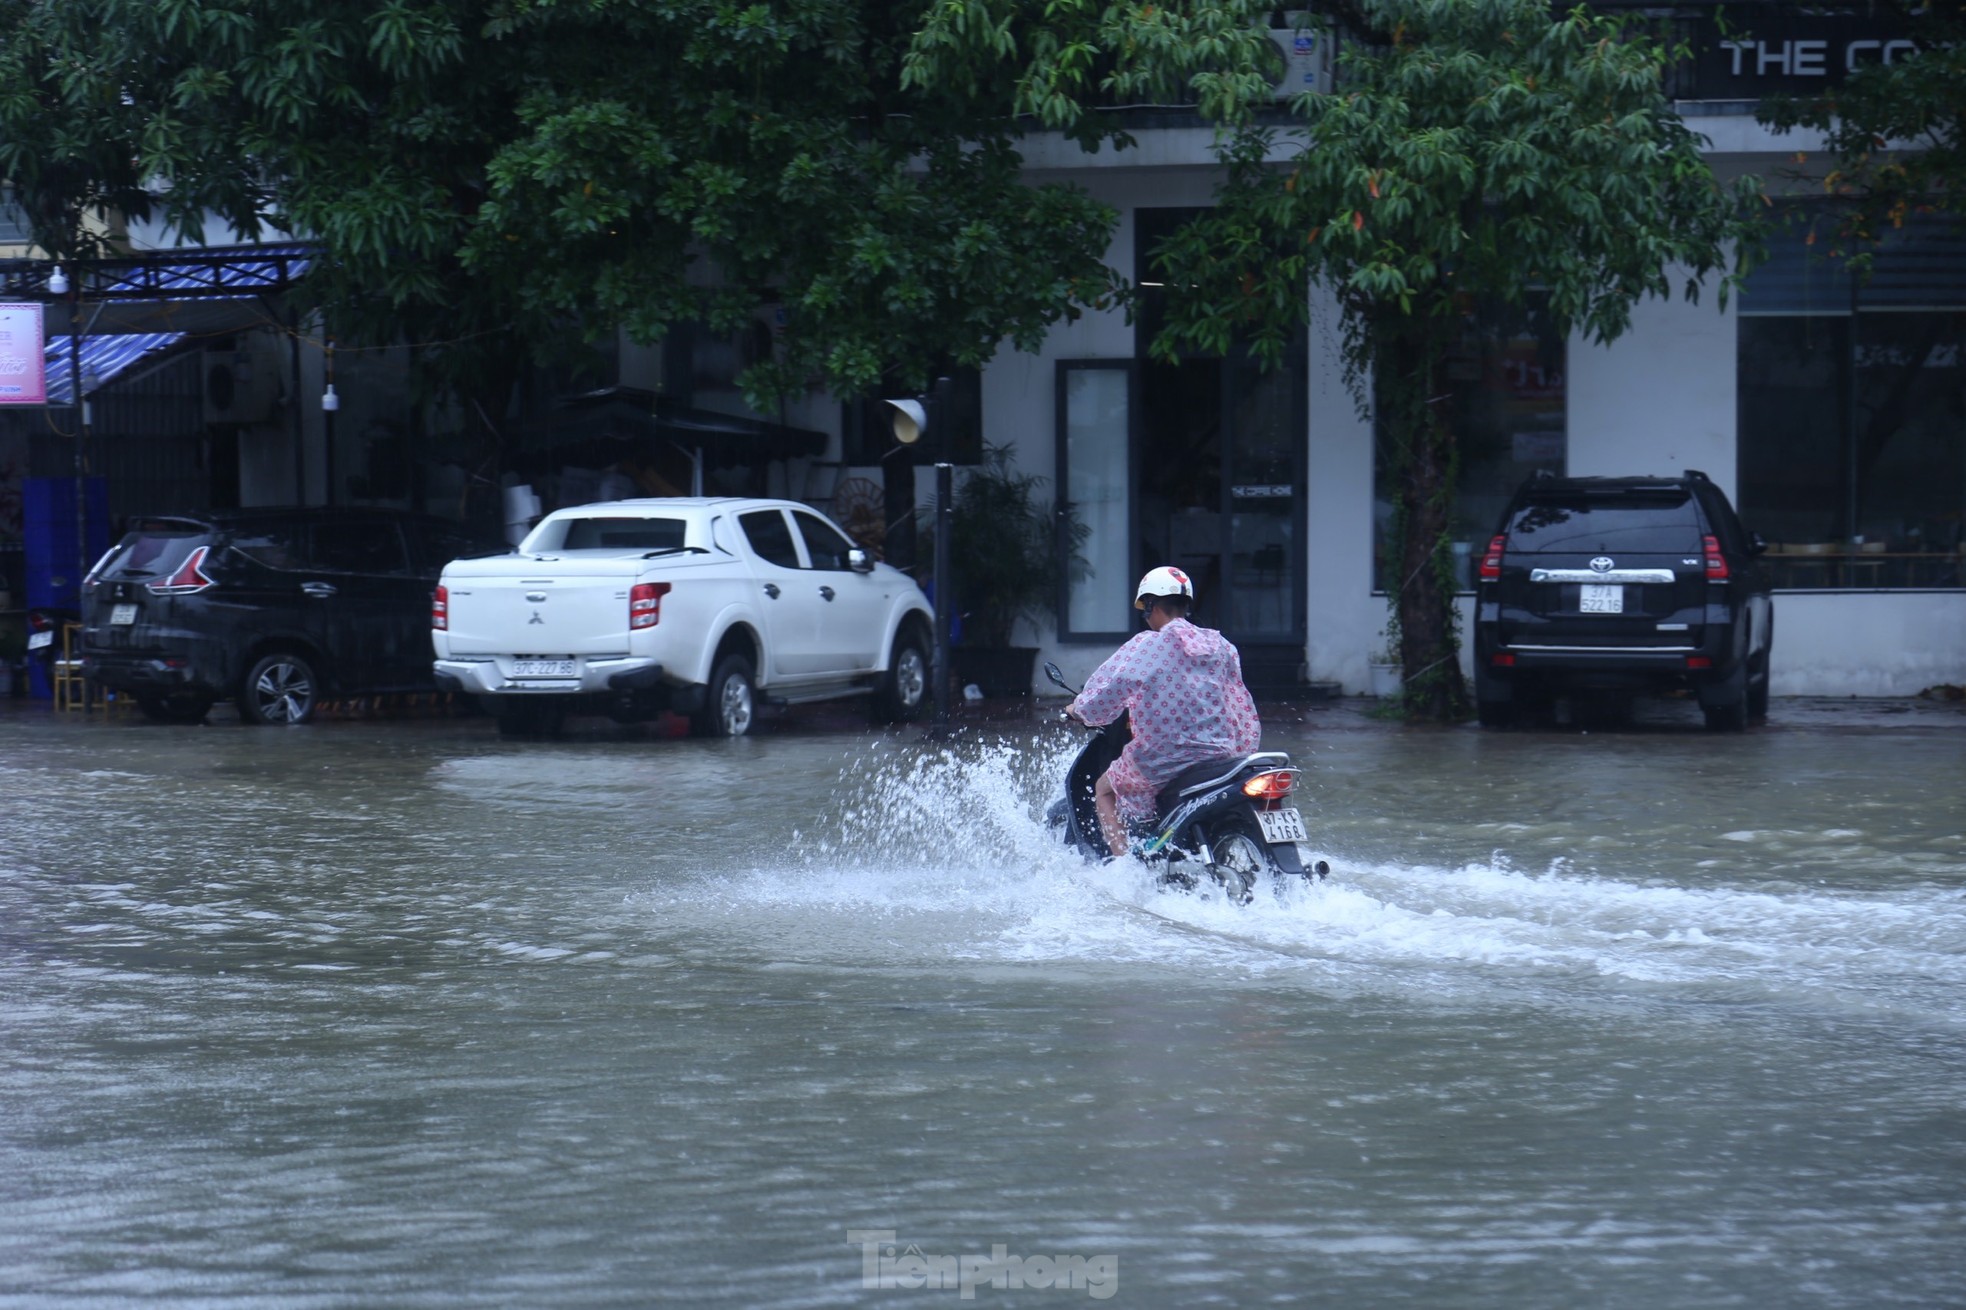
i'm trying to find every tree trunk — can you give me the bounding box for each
[1378,324,1470,721]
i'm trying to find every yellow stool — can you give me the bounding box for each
[53,622,105,711]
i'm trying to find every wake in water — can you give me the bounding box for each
[662,736,1966,1024]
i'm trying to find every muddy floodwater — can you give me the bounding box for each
[2,700,1963,1308]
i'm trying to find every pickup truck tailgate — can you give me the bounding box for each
[442,559,637,656]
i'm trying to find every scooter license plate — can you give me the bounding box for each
[27,630,52,650]
[1255,807,1307,844]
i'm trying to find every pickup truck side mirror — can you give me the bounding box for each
[847,547,876,574]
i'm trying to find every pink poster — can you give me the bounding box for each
[0,303,49,405]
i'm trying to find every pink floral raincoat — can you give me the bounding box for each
[1067,618,1261,822]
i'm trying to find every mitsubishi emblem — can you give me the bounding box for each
[528,611,544,625]
[1589,556,1615,573]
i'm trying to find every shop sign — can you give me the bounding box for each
[1691,13,1920,96]
[0,303,47,405]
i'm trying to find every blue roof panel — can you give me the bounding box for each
[42,333,186,405]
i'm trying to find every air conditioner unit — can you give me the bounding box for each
[203,333,283,425]
[1269,16,1334,100]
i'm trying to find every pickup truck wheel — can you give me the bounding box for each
[238,651,319,725]
[872,628,929,723]
[692,653,756,737]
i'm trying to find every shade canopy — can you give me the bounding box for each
[515,388,827,473]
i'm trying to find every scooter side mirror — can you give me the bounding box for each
[1043,661,1074,694]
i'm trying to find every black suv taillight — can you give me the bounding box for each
[1478,534,1506,582]
[1703,534,1729,581]
[146,546,216,595]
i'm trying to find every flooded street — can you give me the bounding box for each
[2,699,1963,1307]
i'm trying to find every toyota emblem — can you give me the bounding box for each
[1589,556,1614,573]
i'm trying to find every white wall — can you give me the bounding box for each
[1567,275,1739,493]
[1772,594,1966,695]
[1302,284,1382,692]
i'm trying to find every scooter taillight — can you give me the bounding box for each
[1243,769,1297,801]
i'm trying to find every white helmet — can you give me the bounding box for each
[1134,565,1195,610]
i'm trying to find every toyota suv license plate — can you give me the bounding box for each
[1254,807,1308,844]
[511,659,577,678]
[1579,583,1623,614]
[111,603,137,625]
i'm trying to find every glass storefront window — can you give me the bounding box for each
[1372,302,1567,591]
[1738,311,1966,590]
[1058,363,1134,638]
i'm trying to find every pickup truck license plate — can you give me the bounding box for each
[1254,807,1308,844]
[1579,583,1623,614]
[511,659,576,678]
[111,603,137,625]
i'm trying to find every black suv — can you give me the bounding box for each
[1472,470,1774,730]
[80,508,505,724]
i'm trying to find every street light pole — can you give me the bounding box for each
[931,460,953,739]
[65,270,87,619]
[882,392,957,739]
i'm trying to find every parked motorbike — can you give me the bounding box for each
[23,607,76,697]
[1042,662,1329,904]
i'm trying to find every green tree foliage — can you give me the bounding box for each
[1758,1,1965,258]
[1143,0,1763,718]
[0,0,1134,411]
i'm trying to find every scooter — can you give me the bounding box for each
[1042,662,1329,904]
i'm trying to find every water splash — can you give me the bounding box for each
[650,736,1966,1025]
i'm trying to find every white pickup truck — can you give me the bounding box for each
[431,497,935,737]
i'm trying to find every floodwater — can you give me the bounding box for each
[1,700,1962,1308]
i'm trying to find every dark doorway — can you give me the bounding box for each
[1135,209,1306,667]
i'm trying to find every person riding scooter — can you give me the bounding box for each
[1065,566,1262,857]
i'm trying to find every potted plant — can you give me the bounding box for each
[938,443,1085,697]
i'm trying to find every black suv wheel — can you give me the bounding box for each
[1472,469,1774,731]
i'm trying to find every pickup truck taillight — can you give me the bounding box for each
[630,581,671,630]
[432,584,448,630]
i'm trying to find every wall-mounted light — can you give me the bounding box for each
[884,398,927,445]
[47,265,69,295]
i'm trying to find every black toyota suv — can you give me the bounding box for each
[1471,470,1774,731]
[79,508,506,724]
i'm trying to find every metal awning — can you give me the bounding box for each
[3,242,315,337]
[14,242,316,402]
[41,332,185,406]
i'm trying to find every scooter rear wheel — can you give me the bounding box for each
[1208,817,1277,904]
